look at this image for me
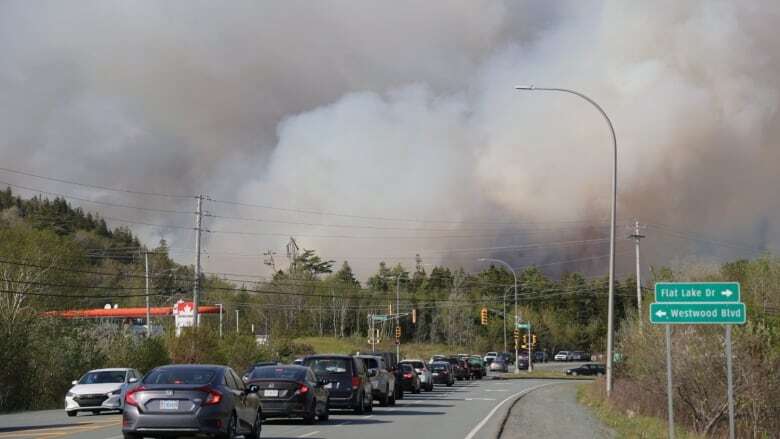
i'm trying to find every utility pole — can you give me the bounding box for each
[145,252,151,337]
[217,303,223,338]
[396,276,401,361]
[629,220,646,322]
[193,195,203,327]
[236,309,240,334]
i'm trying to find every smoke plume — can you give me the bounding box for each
[1,0,778,279]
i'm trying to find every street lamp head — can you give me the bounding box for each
[515,85,535,90]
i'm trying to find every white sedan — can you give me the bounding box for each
[65,368,142,416]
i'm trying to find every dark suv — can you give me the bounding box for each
[303,355,373,413]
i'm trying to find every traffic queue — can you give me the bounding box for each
[64,351,492,439]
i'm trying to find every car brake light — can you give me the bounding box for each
[351,376,360,389]
[198,387,222,406]
[124,386,145,407]
[403,373,413,379]
[296,384,309,395]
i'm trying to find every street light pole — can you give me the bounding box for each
[145,252,150,337]
[479,258,520,373]
[514,85,618,395]
[396,275,401,361]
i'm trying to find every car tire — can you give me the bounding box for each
[66,411,77,417]
[304,400,317,424]
[220,412,238,439]
[388,387,396,406]
[319,402,329,422]
[122,434,141,439]
[380,386,389,406]
[396,386,403,400]
[354,392,365,414]
[245,411,262,439]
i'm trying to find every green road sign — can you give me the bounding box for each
[516,323,531,330]
[650,302,746,324]
[655,282,740,303]
[371,315,390,321]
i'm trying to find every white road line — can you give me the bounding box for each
[362,415,374,419]
[298,431,320,438]
[484,389,508,392]
[463,383,558,439]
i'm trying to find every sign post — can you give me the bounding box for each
[651,282,745,439]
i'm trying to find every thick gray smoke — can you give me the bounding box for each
[1,0,778,280]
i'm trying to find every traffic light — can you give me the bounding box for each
[395,326,401,338]
[411,308,417,324]
[480,308,488,325]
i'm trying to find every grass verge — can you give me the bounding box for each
[576,381,704,439]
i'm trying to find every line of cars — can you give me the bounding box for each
[65,351,461,438]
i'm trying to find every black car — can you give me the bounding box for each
[466,358,484,379]
[247,365,329,424]
[242,361,280,382]
[444,357,469,381]
[430,361,454,386]
[122,365,261,439]
[566,363,605,376]
[398,363,421,394]
[303,355,373,413]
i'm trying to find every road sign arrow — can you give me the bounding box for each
[655,310,668,318]
[722,289,733,298]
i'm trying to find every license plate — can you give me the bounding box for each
[160,400,179,410]
[263,389,279,397]
[432,373,439,376]
[324,383,333,390]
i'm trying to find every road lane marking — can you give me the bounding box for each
[463,382,559,439]
[298,431,320,438]
[362,415,374,419]
[465,398,496,401]
[484,389,508,392]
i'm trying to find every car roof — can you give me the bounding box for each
[256,364,309,371]
[304,354,353,360]
[400,359,424,362]
[87,368,132,373]
[155,364,226,370]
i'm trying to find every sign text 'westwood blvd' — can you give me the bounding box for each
[654,282,740,303]
[650,302,746,325]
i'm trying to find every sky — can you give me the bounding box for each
[1,0,779,281]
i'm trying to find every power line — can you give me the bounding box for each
[0,179,193,215]
[0,167,192,199]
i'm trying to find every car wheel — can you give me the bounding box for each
[388,387,396,406]
[380,386,389,406]
[122,434,141,439]
[319,402,329,422]
[66,411,77,417]
[354,392,365,414]
[304,400,316,424]
[220,412,238,439]
[396,386,404,400]
[245,411,262,439]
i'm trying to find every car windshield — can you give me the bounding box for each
[144,368,216,385]
[78,371,126,384]
[360,358,379,369]
[250,366,307,381]
[305,358,351,375]
[558,351,569,355]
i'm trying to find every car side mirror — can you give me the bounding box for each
[71,380,78,386]
[317,379,328,387]
[242,375,249,383]
[247,384,259,393]
[128,377,139,384]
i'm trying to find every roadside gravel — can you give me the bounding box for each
[499,382,615,439]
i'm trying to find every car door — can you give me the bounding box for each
[225,369,251,429]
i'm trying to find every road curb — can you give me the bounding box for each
[490,376,594,381]
[495,382,571,439]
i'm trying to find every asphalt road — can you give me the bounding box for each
[0,378,564,439]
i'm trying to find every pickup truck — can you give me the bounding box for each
[357,355,396,406]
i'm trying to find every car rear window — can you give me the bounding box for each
[79,371,126,384]
[400,364,413,372]
[305,358,351,375]
[431,363,448,371]
[406,361,424,369]
[250,367,307,381]
[361,358,379,369]
[144,368,216,385]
